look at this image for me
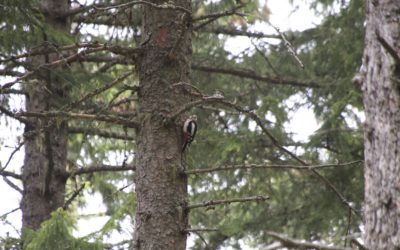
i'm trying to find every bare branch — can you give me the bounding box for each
[0,88,26,95]
[72,15,129,27]
[68,126,135,140]
[104,240,131,250]
[108,96,138,109]
[83,55,130,64]
[2,177,22,194]
[350,238,367,250]
[0,104,30,123]
[193,4,246,22]
[63,183,86,210]
[0,170,21,180]
[0,207,20,219]
[1,142,24,172]
[37,45,134,69]
[194,4,245,30]
[376,30,400,64]
[168,94,224,121]
[187,195,268,210]
[185,228,218,233]
[16,111,139,128]
[192,64,323,88]
[0,42,101,63]
[185,160,363,175]
[0,69,24,77]
[95,0,191,14]
[200,26,281,39]
[0,71,34,90]
[70,164,136,177]
[251,40,280,77]
[186,229,213,250]
[266,231,353,250]
[270,24,304,68]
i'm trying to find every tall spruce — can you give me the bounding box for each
[21,0,70,232]
[362,0,400,248]
[134,0,192,249]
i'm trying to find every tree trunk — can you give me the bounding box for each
[134,1,192,249]
[362,0,400,248]
[21,0,70,231]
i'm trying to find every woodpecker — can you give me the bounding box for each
[182,116,197,153]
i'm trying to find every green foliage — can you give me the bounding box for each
[23,209,103,250]
[188,0,365,248]
[0,0,73,54]
[1,0,366,248]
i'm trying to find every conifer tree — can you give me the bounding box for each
[0,0,368,249]
[21,0,71,233]
[362,0,400,248]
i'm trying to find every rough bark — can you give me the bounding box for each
[362,0,400,248]
[21,0,70,231]
[134,1,192,249]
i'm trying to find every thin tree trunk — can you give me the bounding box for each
[362,0,400,248]
[134,1,192,249]
[21,0,70,231]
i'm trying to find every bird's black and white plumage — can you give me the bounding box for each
[182,116,197,153]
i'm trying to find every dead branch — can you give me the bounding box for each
[104,240,131,250]
[0,71,34,90]
[0,207,20,219]
[1,142,24,172]
[0,69,24,77]
[350,238,367,250]
[0,105,30,124]
[193,4,246,22]
[2,177,22,194]
[185,160,363,175]
[0,88,26,95]
[78,55,130,64]
[270,24,304,68]
[95,0,191,14]
[0,42,104,63]
[108,96,138,109]
[192,64,323,88]
[187,195,268,210]
[376,30,400,64]
[200,26,281,39]
[16,111,139,128]
[168,94,224,121]
[63,183,86,210]
[172,82,203,97]
[194,4,245,30]
[266,231,353,250]
[185,229,213,250]
[37,46,116,68]
[185,228,218,233]
[0,170,21,180]
[68,126,135,140]
[251,40,280,77]
[70,164,136,177]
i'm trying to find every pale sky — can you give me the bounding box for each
[0,0,321,248]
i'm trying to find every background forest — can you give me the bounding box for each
[0,0,366,249]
